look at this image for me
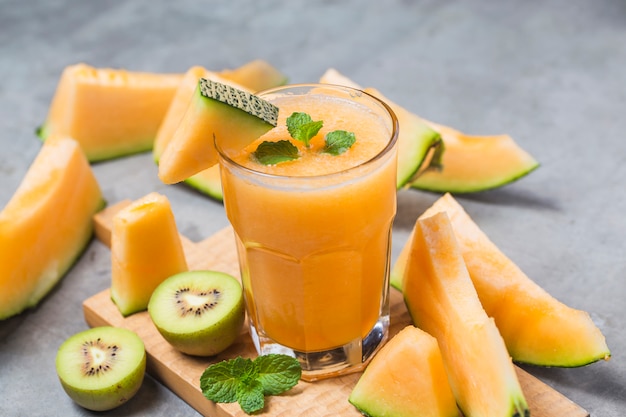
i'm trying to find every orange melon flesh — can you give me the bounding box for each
[319,69,443,189]
[349,325,459,417]
[217,59,288,93]
[157,79,278,185]
[411,121,539,193]
[392,193,610,367]
[110,192,188,316]
[403,211,528,417]
[39,63,182,162]
[0,137,104,319]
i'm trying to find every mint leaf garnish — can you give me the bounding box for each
[323,130,356,155]
[286,112,323,147]
[200,354,301,415]
[255,354,302,395]
[253,140,300,165]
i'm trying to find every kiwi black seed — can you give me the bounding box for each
[55,326,146,411]
[148,270,245,357]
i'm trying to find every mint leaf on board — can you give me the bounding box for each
[286,112,323,147]
[255,354,302,395]
[200,354,302,415]
[323,130,356,155]
[253,140,300,165]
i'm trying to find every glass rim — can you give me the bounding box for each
[214,83,399,181]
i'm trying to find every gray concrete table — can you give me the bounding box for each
[1,0,624,416]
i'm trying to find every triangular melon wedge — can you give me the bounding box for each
[153,62,286,200]
[319,69,443,189]
[349,325,459,417]
[411,120,539,193]
[392,193,611,367]
[158,79,279,185]
[403,211,529,417]
[0,137,105,319]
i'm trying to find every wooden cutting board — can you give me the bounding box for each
[83,200,589,417]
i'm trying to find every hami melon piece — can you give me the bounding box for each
[411,120,539,193]
[110,192,188,316]
[0,137,105,319]
[158,79,279,184]
[403,211,529,417]
[349,325,459,417]
[153,61,286,201]
[38,63,183,162]
[319,69,443,189]
[392,193,610,367]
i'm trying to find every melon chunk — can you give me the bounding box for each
[403,211,528,417]
[38,63,183,161]
[0,137,104,319]
[158,79,279,184]
[153,62,286,200]
[392,193,610,367]
[110,192,188,316]
[349,325,459,417]
[319,69,443,189]
[411,121,539,193]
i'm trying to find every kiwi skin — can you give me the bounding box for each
[148,270,245,357]
[55,326,146,411]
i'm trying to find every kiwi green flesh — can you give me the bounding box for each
[55,326,146,411]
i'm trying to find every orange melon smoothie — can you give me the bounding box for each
[216,84,398,380]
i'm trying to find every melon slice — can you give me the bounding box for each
[403,211,529,417]
[0,137,104,319]
[110,192,188,316]
[319,69,443,189]
[153,61,286,200]
[157,79,279,184]
[392,193,610,367]
[38,63,183,162]
[349,325,459,417]
[411,121,539,193]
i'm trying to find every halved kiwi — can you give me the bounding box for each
[148,270,245,356]
[55,326,146,411]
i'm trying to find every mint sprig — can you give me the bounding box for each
[253,140,300,165]
[200,354,301,414]
[323,130,356,156]
[286,112,323,147]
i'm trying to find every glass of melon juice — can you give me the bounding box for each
[216,84,398,381]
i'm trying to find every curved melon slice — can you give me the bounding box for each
[154,62,286,200]
[158,79,278,184]
[349,325,459,417]
[411,121,539,193]
[392,193,610,367]
[403,211,529,417]
[110,192,188,316]
[38,63,183,162]
[0,137,104,319]
[319,69,443,189]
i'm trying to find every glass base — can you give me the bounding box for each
[248,314,389,382]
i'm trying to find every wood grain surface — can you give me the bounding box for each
[83,200,589,417]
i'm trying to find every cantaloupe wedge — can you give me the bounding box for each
[319,69,443,188]
[392,193,610,367]
[410,120,539,193]
[157,79,278,184]
[38,63,183,161]
[0,137,104,319]
[403,211,529,417]
[153,61,286,200]
[349,325,459,417]
[110,192,188,316]
[320,68,538,193]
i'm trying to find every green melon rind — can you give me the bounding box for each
[396,124,443,189]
